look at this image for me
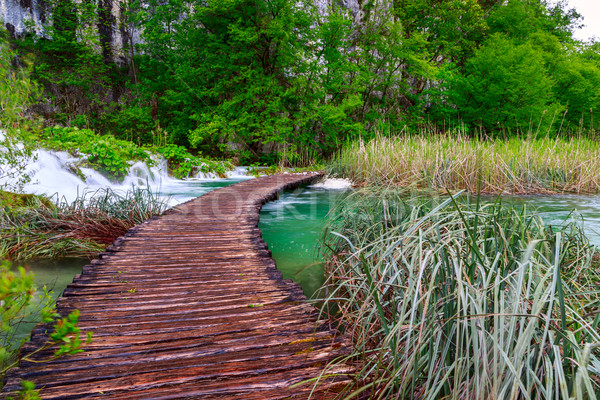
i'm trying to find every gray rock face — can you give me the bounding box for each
[1,0,137,63]
[1,0,47,36]
[1,0,382,62]
[313,0,364,23]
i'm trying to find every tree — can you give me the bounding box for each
[0,29,37,191]
[530,32,600,132]
[21,0,112,120]
[442,34,561,134]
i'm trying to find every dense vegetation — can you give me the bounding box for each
[330,133,600,194]
[0,188,168,260]
[319,189,600,399]
[2,1,600,397]
[5,0,599,165]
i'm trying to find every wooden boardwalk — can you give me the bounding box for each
[2,173,349,399]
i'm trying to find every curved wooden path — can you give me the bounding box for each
[2,173,349,399]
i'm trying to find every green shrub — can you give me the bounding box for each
[0,261,91,394]
[103,105,156,145]
[157,144,233,179]
[87,140,130,178]
[40,126,152,180]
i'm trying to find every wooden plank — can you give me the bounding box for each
[1,173,350,399]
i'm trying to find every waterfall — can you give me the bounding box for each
[0,141,252,205]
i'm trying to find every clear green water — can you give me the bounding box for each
[500,194,600,245]
[258,192,600,299]
[259,187,348,298]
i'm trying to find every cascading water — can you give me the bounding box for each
[1,144,253,205]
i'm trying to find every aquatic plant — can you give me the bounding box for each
[329,133,600,194]
[156,144,234,179]
[0,187,169,260]
[318,188,600,399]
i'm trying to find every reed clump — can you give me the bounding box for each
[318,188,600,399]
[329,134,600,194]
[0,188,168,260]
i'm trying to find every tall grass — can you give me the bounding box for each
[318,188,600,399]
[329,134,600,194]
[0,187,168,260]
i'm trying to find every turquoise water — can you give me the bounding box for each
[259,191,600,299]
[259,186,347,298]
[500,194,600,245]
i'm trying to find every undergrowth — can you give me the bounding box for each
[25,126,235,180]
[0,187,168,260]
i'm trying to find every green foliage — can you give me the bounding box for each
[41,126,151,180]
[428,0,598,134]
[7,0,600,160]
[103,105,156,145]
[138,0,314,155]
[0,261,91,394]
[20,0,113,118]
[320,189,600,398]
[0,32,39,130]
[86,140,130,178]
[441,34,561,134]
[530,32,600,131]
[14,380,41,400]
[0,29,38,192]
[157,144,233,179]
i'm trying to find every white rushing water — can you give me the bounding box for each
[0,145,253,205]
[310,177,353,190]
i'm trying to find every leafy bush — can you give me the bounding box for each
[157,144,233,179]
[36,127,234,180]
[40,126,152,179]
[87,140,131,178]
[440,34,561,134]
[102,105,156,145]
[0,261,91,395]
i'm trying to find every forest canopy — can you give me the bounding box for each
[7,0,600,163]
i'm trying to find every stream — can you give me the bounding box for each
[6,147,600,343]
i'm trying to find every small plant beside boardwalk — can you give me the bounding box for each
[1,261,92,398]
[319,188,600,399]
[329,134,600,194]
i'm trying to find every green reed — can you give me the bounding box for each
[316,188,600,399]
[329,134,600,194]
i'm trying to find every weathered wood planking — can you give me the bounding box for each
[2,173,350,399]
